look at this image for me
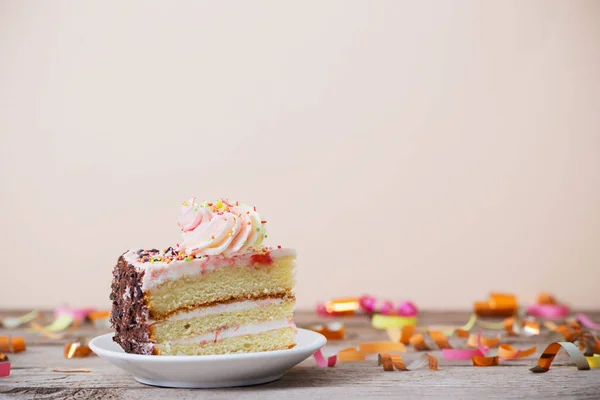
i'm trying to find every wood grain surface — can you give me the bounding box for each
[1,310,599,399]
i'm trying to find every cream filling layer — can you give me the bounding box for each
[149,298,286,324]
[123,248,296,290]
[173,318,295,345]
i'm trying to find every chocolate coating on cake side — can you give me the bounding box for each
[110,255,154,355]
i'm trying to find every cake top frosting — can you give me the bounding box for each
[176,198,266,256]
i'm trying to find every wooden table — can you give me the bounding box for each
[1,310,599,399]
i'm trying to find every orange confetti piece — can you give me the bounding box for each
[536,292,557,305]
[338,347,366,362]
[498,344,536,359]
[410,331,452,351]
[0,336,26,353]
[378,353,438,371]
[51,368,92,373]
[467,334,500,348]
[472,355,499,366]
[474,293,517,318]
[325,298,360,316]
[359,341,406,354]
[309,323,345,340]
[64,340,93,359]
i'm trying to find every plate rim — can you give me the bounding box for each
[89,328,327,362]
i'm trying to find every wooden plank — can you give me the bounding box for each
[1,311,599,399]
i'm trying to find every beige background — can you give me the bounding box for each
[1,1,599,311]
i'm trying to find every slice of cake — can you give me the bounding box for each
[109,198,296,355]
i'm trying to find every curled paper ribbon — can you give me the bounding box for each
[530,342,590,373]
[386,325,415,344]
[577,313,600,331]
[410,331,452,351]
[474,293,518,318]
[308,323,345,340]
[371,315,417,329]
[1,311,38,329]
[545,322,580,342]
[313,349,337,367]
[359,296,418,317]
[498,344,536,360]
[29,315,76,338]
[466,334,500,349]
[378,353,438,371]
[504,317,540,336]
[0,354,10,378]
[64,339,93,359]
[0,336,26,353]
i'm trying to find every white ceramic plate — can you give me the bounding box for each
[89,329,326,388]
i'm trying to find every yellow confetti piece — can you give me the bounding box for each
[586,354,600,369]
[371,315,417,329]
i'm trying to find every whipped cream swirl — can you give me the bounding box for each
[177,198,266,256]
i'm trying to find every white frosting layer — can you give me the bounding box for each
[174,318,295,344]
[124,248,296,290]
[150,298,285,324]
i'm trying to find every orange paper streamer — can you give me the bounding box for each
[359,341,406,354]
[498,344,536,359]
[378,353,438,371]
[467,334,500,349]
[410,331,452,351]
[309,323,345,340]
[474,293,518,318]
[325,298,360,316]
[472,355,499,366]
[0,336,26,353]
[338,347,366,362]
[64,340,93,359]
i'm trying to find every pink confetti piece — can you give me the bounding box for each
[358,296,418,317]
[313,349,337,367]
[0,361,10,378]
[441,331,488,360]
[526,304,569,319]
[55,307,95,322]
[577,313,600,330]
